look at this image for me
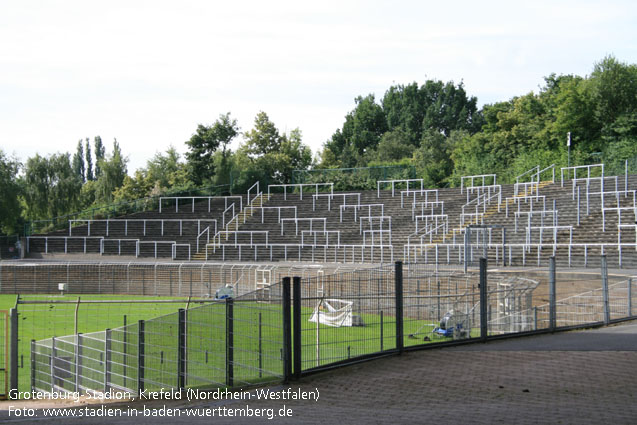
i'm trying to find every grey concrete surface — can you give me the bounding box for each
[1,321,636,425]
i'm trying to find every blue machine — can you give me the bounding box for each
[433,311,463,337]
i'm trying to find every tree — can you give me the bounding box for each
[371,128,415,163]
[232,113,312,190]
[72,140,85,183]
[243,111,280,157]
[95,139,128,203]
[85,138,94,181]
[185,113,239,185]
[146,146,189,190]
[272,128,312,183]
[0,150,22,234]
[94,136,105,178]
[23,153,82,221]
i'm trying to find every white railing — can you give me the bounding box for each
[268,183,333,200]
[206,242,394,263]
[411,201,444,220]
[211,230,269,250]
[377,179,424,197]
[26,236,104,255]
[222,203,235,230]
[561,164,604,186]
[359,216,392,235]
[601,190,637,231]
[514,210,558,233]
[415,214,448,233]
[400,189,439,208]
[538,164,556,182]
[247,182,260,205]
[69,218,216,237]
[339,204,385,222]
[99,238,140,256]
[243,205,297,223]
[280,218,327,235]
[515,165,540,185]
[505,195,547,217]
[514,181,539,197]
[301,230,341,246]
[196,226,210,253]
[363,229,391,246]
[525,225,573,250]
[465,184,501,203]
[460,212,484,227]
[460,174,496,193]
[312,192,361,211]
[618,224,637,250]
[158,195,242,213]
[406,241,637,268]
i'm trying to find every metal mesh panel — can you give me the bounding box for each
[300,264,395,370]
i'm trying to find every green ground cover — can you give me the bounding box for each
[2,294,463,395]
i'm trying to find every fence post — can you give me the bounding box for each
[464,229,469,273]
[226,299,234,388]
[628,278,633,317]
[178,309,186,389]
[601,255,610,325]
[138,320,145,394]
[105,329,111,392]
[549,256,556,331]
[479,258,488,341]
[502,228,507,267]
[30,340,35,393]
[282,277,292,383]
[50,337,56,392]
[76,333,82,393]
[395,261,404,354]
[292,276,302,380]
[9,308,18,393]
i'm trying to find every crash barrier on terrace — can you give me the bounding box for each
[24,257,636,397]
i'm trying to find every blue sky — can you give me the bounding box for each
[1,0,636,173]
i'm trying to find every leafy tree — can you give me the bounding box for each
[113,171,154,203]
[94,136,105,178]
[0,150,22,234]
[95,139,128,203]
[243,111,280,157]
[72,140,85,183]
[272,128,312,183]
[185,113,239,185]
[23,153,81,221]
[234,113,312,190]
[591,56,637,125]
[414,129,465,187]
[85,138,94,181]
[146,146,187,189]
[324,95,387,167]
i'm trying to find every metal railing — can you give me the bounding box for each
[268,183,333,200]
[377,179,424,197]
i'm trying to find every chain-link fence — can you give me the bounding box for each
[24,256,637,399]
[0,261,354,297]
[31,282,284,396]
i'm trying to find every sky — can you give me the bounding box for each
[1,0,637,173]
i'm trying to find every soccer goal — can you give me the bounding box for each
[309,299,354,327]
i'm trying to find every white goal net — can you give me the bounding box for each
[309,299,354,327]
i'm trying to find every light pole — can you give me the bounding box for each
[567,131,571,168]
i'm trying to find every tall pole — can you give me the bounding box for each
[567,132,571,168]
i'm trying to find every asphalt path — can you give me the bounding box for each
[1,321,636,425]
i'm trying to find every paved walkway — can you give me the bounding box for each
[2,322,637,424]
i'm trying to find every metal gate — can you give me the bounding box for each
[0,310,7,399]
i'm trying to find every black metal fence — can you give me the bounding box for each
[25,256,637,397]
